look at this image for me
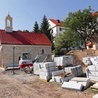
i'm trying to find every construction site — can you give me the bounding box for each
[0,49,98,98]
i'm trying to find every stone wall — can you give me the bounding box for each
[1,45,51,67]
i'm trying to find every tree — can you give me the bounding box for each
[54,29,80,55]
[33,21,39,32]
[64,6,98,48]
[23,30,29,32]
[40,15,51,41]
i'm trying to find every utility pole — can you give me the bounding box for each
[13,46,15,74]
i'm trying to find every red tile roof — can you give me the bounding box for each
[49,19,63,26]
[0,30,52,46]
[92,11,98,16]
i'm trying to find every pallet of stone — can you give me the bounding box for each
[54,55,73,66]
[35,62,56,81]
[52,70,65,83]
[64,65,83,77]
[33,62,56,75]
[52,70,74,83]
[86,65,98,82]
[62,81,83,91]
[33,62,42,75]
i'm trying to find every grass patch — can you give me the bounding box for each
[87,88,98,94]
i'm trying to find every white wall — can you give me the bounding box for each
[48,20,65,38]
[1,45,51,66]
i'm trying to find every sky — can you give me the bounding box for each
[0,0,98,31]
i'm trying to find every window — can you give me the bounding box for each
[7,20,10,27]
[22,53,31,60]
[42,49,44,54]
[59,27,62,31]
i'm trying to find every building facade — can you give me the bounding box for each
[48,19,65,38]
[0,14,52,67]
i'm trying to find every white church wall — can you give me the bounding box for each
[1,45,51,67]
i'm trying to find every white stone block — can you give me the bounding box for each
[54,55,73,66]
[90,57,98,66]
[87,71,96,76]
[93,93,98,98]
[39,74,50,80]
[71,68,78,76]
[76,65,83,76]
[52,70,65,77]
[39,71,50,76]
[65,67,74,73]
[88,76,98,82]
[39,62,56,69]
[87,66,94,71]
[70,77,90,88]
[82,57,92,65]
[70,77,90,82]
[64,65,83,77]
[62,81,83,91]
[53,76,62,83]
[33,62,56,75]
[49,78,54,82]
[61,75,74,83]
[33,62,41,75]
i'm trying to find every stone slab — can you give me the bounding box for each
[70,77,90,82]
[52,70,65,77]
[93,93,98,98]
[62,81,83,91]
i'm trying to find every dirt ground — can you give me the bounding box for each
[0,49,98,98]
[0,69,96,98]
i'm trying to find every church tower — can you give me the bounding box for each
[5,14,13,32]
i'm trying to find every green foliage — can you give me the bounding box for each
[40,15,52,41]
[33,21,39,32]
[64,6,98,48]
[23,30,29,32]
[54,29,80,55]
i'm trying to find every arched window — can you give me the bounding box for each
[7,20,10,27]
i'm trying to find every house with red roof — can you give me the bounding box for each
[0,14,52,67]
[48,19,65,38]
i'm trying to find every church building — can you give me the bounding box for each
[0,14,52,67]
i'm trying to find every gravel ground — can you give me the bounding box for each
[0,69,97,98]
